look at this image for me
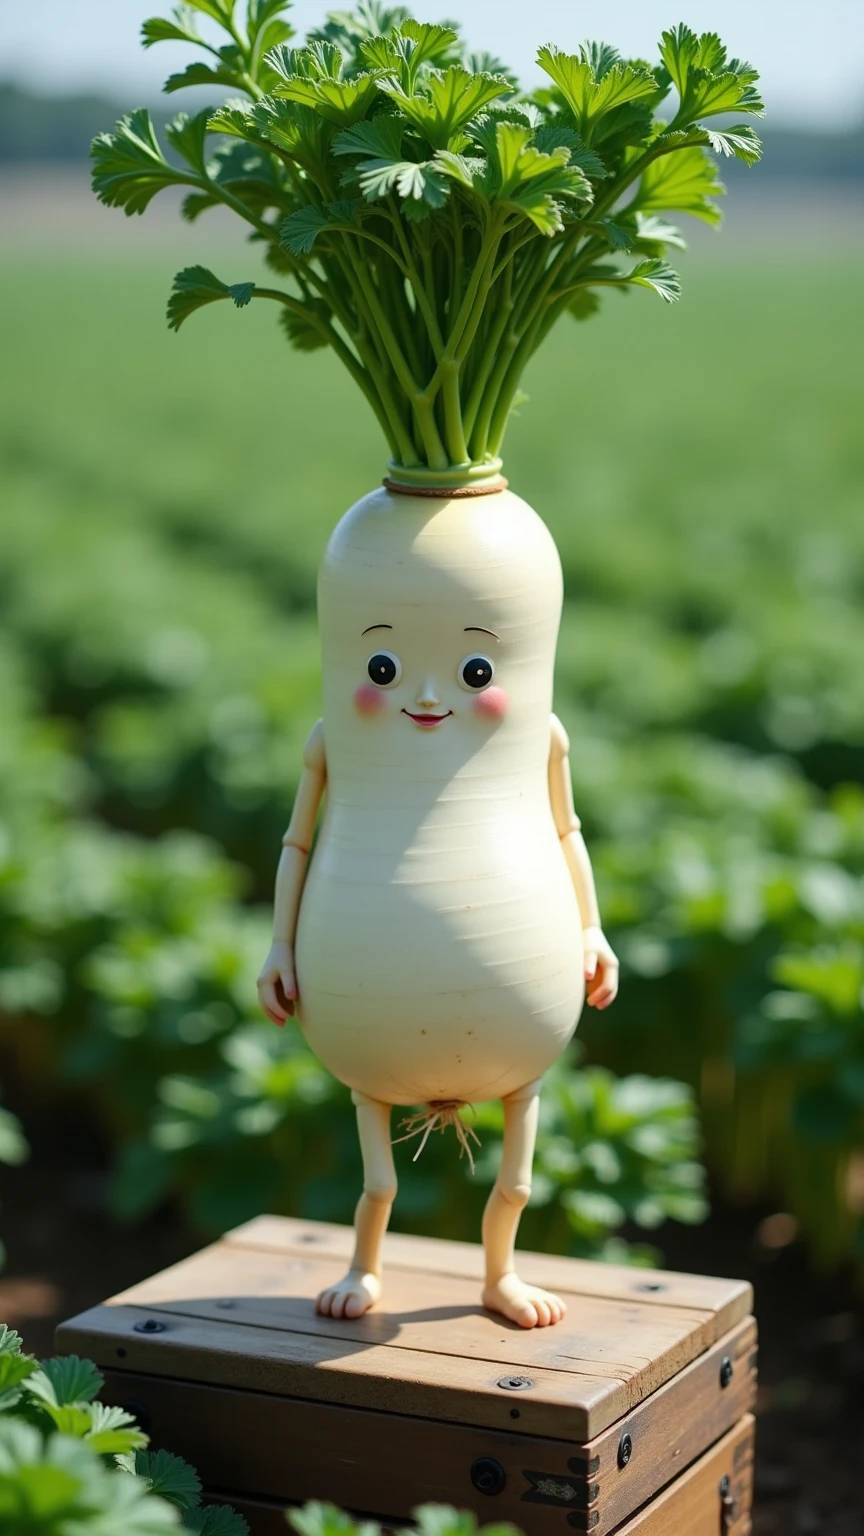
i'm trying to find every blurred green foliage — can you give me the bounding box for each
[288,1503,521,1536]
[0,230,862,1272]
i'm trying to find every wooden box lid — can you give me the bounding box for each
[57,1215,752,1443]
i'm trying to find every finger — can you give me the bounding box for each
[589,982,617,1009]
[584,951,598,981]
[598,962,620,995]
[258,978,288,1024]
[274,975,296,1018]
[588,973,616,1002]
[279,970,298,1004]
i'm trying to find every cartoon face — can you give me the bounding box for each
[317,487,563,775]
[353,621,509,730]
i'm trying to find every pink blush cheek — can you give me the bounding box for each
[473,686,509,721]
[354,684,387,718]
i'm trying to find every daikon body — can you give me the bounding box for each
[294,485,585,1108]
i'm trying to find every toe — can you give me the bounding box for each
[331,1289,349,1319]
[516,1300,539,1328]
[316,1289,334,1316]
[533,1298,552,1327]
[344,1291,367,1318]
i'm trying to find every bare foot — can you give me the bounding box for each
[316,1269,382,1319]
[482,1273,567,1329]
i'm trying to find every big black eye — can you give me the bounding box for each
[367,651,402,687]
[459,655,494,691]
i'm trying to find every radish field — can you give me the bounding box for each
[2,230,864,1267]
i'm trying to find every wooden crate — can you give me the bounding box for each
[56,1217,757,1535]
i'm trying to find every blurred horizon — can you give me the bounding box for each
[1,0,863,129]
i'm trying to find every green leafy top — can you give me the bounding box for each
[92,6,763,479]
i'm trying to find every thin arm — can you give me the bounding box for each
[272,719,327,947]
[549,714,619,1010]
[548,713,600,930]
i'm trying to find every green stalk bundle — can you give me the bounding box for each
[92,2,763,478]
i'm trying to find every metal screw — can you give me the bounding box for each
[634,1282,666,1293]
[719,1356,734,1389]
[618,1434,633,1469]
[497,1375,533,1391]
[470,1457,506,1496]
[719,1476,736,1528]
[133,1319,167,1334]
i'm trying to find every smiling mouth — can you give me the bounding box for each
[402,709,453,729]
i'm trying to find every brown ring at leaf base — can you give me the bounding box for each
[382,476,509,498]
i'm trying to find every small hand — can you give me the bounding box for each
[257,941,297,1025]
[582,925,619,1010]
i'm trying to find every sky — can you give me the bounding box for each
[2,0,863,128]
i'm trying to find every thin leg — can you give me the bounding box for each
[316,1090,396,1320]
[481,1079,566,1329]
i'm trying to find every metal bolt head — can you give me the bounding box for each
[719,1475,736,1528]
[470,1457,506,1496]
[618,1433,633,1468]
[133,1318,167,1334]
[496,1375,533,1391]
[719,1356,734,1389]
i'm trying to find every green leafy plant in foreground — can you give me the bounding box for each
[0,1326,248,1534]
[92,4,762,475]
[0,1329,516,1536]
[287,1503,520,1536]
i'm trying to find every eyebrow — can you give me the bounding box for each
[361,623,393,636]
[464,626,500,640]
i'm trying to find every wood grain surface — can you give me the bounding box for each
[614,1414,755,1536]
[225,1216,752,1323]
[63,1216,752,1440]
[97,1320,754,1534]
[58,1302,619,1442]
[198,1416,754,1536]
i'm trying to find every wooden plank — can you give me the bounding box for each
[97,1321,755,1535]
[224,1217,752,1334]
[203,1417,754,1536]
[99,1369,612,1535]
[613,1415,754,1536]
[108,1240,720,1402]
[57,1303,620,1441]
[583,1319,756,1533]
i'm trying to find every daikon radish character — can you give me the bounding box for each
[258,484,618,1329]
